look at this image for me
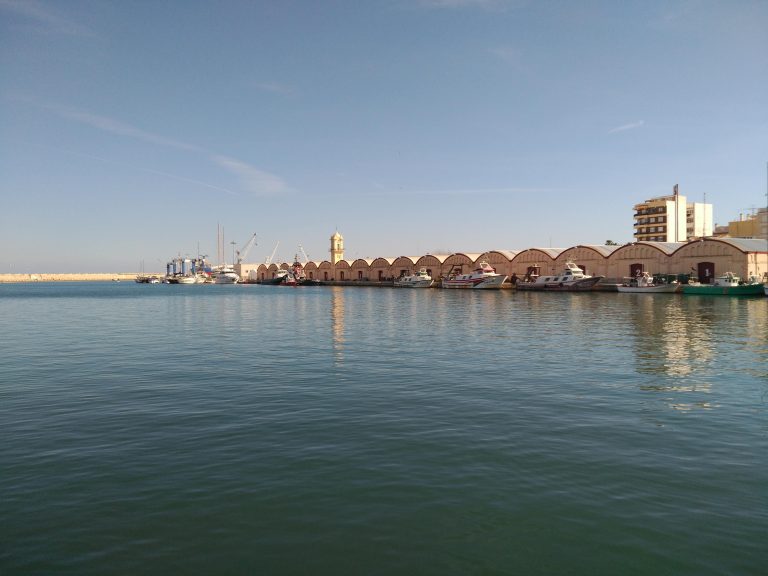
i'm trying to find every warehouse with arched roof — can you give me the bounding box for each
[555,245,621,277]
[479,250,518,278]
[370,257,396,282]
[246,231,767,287]
[607,242,684,280]
[415,254,450,279]
[511,248,564,279]
[443,253,481,277]
[669,238,767,283]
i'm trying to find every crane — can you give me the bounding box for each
[265,241,280,266]
[236,233,258,264]
[298,244,310,265]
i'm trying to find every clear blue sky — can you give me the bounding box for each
[1,0,766,272]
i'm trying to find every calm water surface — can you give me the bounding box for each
[1,282,766,575]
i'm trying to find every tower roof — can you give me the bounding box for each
[331,230,343,240]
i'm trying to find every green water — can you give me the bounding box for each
[1,283,766,574]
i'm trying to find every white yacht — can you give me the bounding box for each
[394,268,434,288]
[214,266,240,284]
[517,262,602,291]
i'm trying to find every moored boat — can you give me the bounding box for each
[517,262,602,291]
[682,272,764,296]
[394,268,434,288]
[263,269,290,285]
[441,262,507,289]
[213,266,240,284]
[617,272,680,294]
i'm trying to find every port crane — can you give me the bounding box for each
[298,244,310,265]
[236,233,258,264]
[265,241,280,266]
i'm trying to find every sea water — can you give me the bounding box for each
[1,282,766,575]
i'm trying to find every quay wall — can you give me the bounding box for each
[0,273,144,283]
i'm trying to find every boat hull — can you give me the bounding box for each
[214,274,239,284]
[394,279,434,288]
[682,284,764,296]
[617,284,680,294]
[441,275,507,289]
[263,275,288,285]
[518,276,603,291]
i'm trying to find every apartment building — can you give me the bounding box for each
[633,187,712,242]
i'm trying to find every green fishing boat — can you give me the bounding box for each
[682,272,765,296]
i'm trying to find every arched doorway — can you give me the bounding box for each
[698,262,714,284]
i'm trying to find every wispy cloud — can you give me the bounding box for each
[608,120,645,134]
[67,151,239,196]
[213,155,292,197]
[42,101,291,197]
[47,104,200,151]
[0,0,94,37]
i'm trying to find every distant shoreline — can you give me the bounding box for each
[0,273,153,283]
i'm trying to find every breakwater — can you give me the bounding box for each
[0,273,148,283]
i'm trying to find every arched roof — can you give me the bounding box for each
[637,241,685,255]
[350,258,374,267]
[519,247,565,259]
[371,257,396,266]
[484,250,518,260]
[557,245,621,259]
[572,244,622,258]
[611,241,684,257]
[392,256,419,265]
[693,237,767,254]
[417,254,451,264]
[512,248,564,261]
[445,252,482,262]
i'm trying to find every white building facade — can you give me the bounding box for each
[634,188,712,242]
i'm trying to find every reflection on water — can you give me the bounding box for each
[331,287,345,365]
[632,296,715,385]
[628,294,768,411]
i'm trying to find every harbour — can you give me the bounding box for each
[1,282,766,574]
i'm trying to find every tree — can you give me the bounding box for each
[605,240,618,246]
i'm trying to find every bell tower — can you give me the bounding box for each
[330,231,344,264]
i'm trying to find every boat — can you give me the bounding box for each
[617,271,680,293]
[394,268,434,288]
[765,284,768,297]
[516,262,603,291]
[263,269,290,285]
[213,266,240,284]
[682,272,764,296]
[441,262,507,289]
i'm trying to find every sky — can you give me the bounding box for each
[1,0,767,273]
